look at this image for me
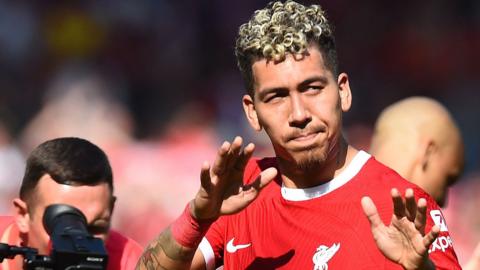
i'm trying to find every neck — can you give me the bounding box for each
[279,137,358,188]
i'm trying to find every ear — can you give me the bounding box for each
[13,198,30,234]
[337,73,352,112]
[110,195,117,214]
[421,140,437,172]
[242,94,262,131]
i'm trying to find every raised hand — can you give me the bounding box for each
[361,188,440,270]
[136,137,277,270]
[192,136,277,220]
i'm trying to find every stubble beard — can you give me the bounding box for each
[293,131,344,173]
[294,145,329,172]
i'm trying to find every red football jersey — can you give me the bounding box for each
[199,151,461,269]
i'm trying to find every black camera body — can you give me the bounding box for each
[44,204,108,269]
[0,204,108,270]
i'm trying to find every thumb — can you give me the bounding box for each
[257,167,278,189]
[361,196,385,230]
[242,167,277,195]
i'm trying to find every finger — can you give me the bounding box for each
[211,141,231,175]
[391,188,406,218]
[230,136,243,156]
[423,224,440,248]
[222,136,243,173]
[415,198,428,234]
[234,143,255,172]
[361,196,386,231]
[200,161,212,190]
[243,167,278,192]
[405,188,417,222]
[221,167,278,215]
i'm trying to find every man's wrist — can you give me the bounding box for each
[170,202,215,248]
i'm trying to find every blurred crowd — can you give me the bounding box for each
[0,0,479,266]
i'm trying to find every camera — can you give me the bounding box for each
[0,204,108,269]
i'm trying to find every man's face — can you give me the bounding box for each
[243,45,351,169]
[15,174,113,255]
[423,140,464,207]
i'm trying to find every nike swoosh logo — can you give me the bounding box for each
[226,237,251,253]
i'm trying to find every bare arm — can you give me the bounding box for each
[362,188,439,270]
[136,137,277,269]
[137,228,202,270]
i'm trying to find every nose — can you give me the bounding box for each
[288,93,311,127]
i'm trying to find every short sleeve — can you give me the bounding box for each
[201,216,228,269]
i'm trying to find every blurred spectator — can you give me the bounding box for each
[0,114,24,214]
[443,173,480,268]
[13,60,223,246]
[370,97,464,207]
[369,96,480,269]
[113,101,220,245]
[19,63,133,154]
[0,1,37,66]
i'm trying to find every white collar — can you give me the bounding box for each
[281,150,371,201]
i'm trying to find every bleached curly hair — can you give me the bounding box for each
[235,0,338,95]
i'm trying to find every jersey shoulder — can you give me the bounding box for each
[362,157,428,194]
[244,157,278,184]
[106,230,143,270]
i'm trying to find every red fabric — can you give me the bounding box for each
[0,216,17,270]
[0,216,143,270]
[203,154,461,269]
[171,203,213,248]
[105,230,143,270]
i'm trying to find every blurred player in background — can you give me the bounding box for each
[370,96,480,269]
[370,96,464,207]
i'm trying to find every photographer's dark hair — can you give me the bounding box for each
[20,137,113,202]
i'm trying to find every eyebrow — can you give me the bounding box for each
[299,76,329,88]
[257,75,329,100]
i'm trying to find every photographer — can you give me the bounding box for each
[0,137,142,270]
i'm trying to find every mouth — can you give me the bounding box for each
[286,129,325,150]
[291,132,318,142]
[288,126,326,142]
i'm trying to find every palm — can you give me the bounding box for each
[372,213,428,266]
[193,137,277,220]
[362,188,439,270]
